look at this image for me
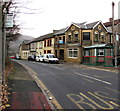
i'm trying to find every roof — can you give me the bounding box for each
[73,22,87,28]
[31,33,53,42]
[65,21,104,32]
[22,40,31,44]
[86,21,100,29]
[53,27,68,36]
[84,44,113,49]
[104,19,120,27]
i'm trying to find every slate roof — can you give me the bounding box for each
[31,33,53,42]
[22,40,31,44]
[66,21,100,32]
[104,19,120,27]
[86,21,99,29]
[53,27,68,35]
[73,22,87,28]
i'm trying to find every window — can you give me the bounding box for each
[59,37,62,40]
[63,36,65,43]
[47,39,52,47]
[68,48,78,58]
[98,49,104,56]
[74,34,78,41]
[83,32,90,40]
[44,40,46,47]
[68,35,72,41]
[39,42,43,49]
[100,33,105,42]
[47,40,49,47]
[50,39,52,46]
[44,50,46,54]
[84,50,90,56]
[94,31,98,42]
[47,50,51,54]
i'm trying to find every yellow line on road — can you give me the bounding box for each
[80,92,114,110]
[109,101,120,107]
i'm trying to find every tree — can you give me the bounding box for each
[5,0,41,55]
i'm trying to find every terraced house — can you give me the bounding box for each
[54,21,113,66]
[28,33,55,56]
[104,18,120,56]
[54,28,67,60]
[19,40,30,59]
[19,20,116,66]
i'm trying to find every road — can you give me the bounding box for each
[14,60,119,110]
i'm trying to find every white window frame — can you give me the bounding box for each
[68,48,78,58]
[98,49,104,56]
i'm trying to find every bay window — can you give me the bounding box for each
[68,48,78,58]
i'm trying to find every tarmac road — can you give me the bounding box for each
[15,60,119,110]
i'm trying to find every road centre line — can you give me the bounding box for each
[83,78,93,83]
[50,66,64,70]
[72,71,111,85]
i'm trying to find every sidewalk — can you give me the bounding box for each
[60,61,119,73]
[5,61,52,111]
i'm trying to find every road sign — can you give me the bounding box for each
[5,13,13,27]
[3,0,10,2]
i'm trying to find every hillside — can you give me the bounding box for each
[9,35,35,55]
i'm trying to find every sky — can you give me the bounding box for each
[14,0,120,38]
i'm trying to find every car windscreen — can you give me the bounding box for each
[49,55,56,58]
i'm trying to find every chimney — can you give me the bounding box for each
[53,30,59,33]
[109,18,113,22]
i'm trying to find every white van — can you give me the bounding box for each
[43,54,59,63]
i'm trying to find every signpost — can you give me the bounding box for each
[5,13,13,27]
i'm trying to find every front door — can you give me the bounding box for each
[59,49,64,60]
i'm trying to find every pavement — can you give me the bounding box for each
[60,61,120,73]
[5,61,52,111]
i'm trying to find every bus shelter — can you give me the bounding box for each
[83,44,114,67]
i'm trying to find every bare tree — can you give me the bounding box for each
[5,0,42,55]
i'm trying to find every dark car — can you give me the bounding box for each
[112,56,120,66]
[28,55,36,61]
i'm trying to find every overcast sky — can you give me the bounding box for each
[15,0,120,38]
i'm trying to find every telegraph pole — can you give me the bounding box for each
[0,2,3,86]
[112,2,117,67]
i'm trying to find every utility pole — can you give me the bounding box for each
[0,2,3,86]
[112,2,117,67]
[0,1,3,110]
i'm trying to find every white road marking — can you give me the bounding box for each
[72,71,112,85]
[50,66,64,70]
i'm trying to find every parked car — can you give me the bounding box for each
[28,55,36,61]
[112,56,120,66]
[15,55,21,60]
[36,55,44,62]
[43,54,59,63]
[9,55,15,59]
